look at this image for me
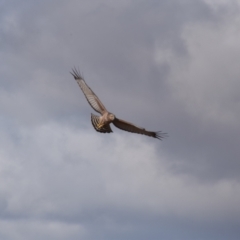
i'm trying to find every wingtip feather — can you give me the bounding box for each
[155,131,168,140]
[70,67,83,80]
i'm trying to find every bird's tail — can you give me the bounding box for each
[91,113,112,133]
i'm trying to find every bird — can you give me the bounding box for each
[70,67,167,140]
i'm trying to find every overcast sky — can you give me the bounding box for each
[0,0,240,239]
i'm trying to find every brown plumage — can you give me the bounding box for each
[70,67,167,140]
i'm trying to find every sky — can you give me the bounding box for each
[0,0,240,239]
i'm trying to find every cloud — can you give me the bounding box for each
[0,219,85,240]
[157,17,240,126]
[154,6,240,181]
[0,0,240,239]
[0,122,240,239]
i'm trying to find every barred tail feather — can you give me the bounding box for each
[91,113,112,133]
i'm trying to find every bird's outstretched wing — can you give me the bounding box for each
[113,118,167,140]
[70,67,107,114]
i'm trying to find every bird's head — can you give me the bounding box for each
[108,113,115,121]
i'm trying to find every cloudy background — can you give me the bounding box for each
[0,0,240,239]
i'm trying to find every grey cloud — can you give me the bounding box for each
[0,122,240,240]
[0,0,240,239]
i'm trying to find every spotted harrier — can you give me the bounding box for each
[70,68,167,140]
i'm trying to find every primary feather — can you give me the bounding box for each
[70,68,106,114]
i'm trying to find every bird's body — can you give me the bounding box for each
[101,112,115,125]
[70,68,167,140]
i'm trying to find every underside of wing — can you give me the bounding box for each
[112,118,167,140]
[70,67,107,114]
[91,113,113,133]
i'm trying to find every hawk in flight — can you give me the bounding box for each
[70,68,167,140]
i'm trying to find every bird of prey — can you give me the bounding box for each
[70,68,167,140]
